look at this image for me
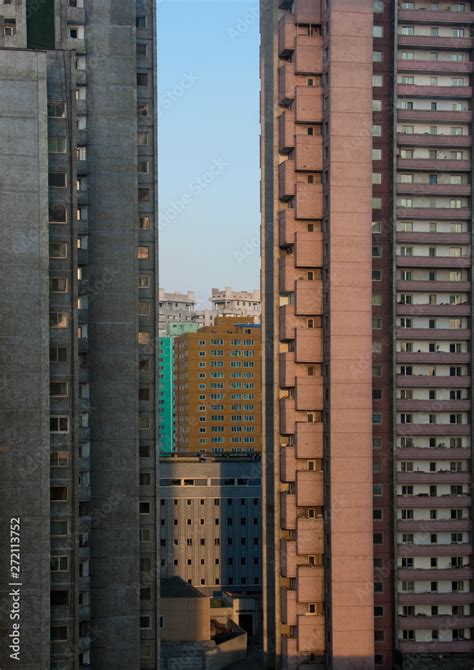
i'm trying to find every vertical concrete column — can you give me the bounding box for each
[327,1,375,667]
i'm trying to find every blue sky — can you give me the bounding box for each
[157,0,260,307]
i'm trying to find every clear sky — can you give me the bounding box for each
[157,0,260,308]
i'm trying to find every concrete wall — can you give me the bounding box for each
[0,48,50,669]
[161,596,210,642]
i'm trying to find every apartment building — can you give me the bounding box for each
[158,324,199,454]
[261,0,474,669]
[174,317,261,455]
[159,456,262,601]
[158,288,198,335]
[0,2,158,669]
[209,287,262,322]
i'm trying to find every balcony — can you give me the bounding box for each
[396,447,470,461]
[398,640,474,654]
[397,59,473,75]
[295,328,323,363]
[397,207,471,220]
[281,446,297,483]
[396,375,471,388]
[296,516,324,555]
[396,399,470,412]
[398,8,474,24]
[296,470,323,507]
[294,0,322,24]
[280,254,297,292]
[279,160,295,200]
[398,541,472,555]
[295,135,323,172]
[295,422,323,459]
[397,133,471,147]
[396,182,471,197]
[400,615,474,631]
[398,592,474,608]
[279,209,296,246]
[295,279,324,315]
[397,256,471,269]
[279,111,295,154]
[397,470,470,484]
[397,424,470,436]
[279,14,296,57]
[294,35,323,75]
[396,304,471,317]
[280,304,298,340]
[297,615,325,653]
[280,351,296,388]
[395,280,471,292]
[279,62,296,105]
[396,231,470,245]
[295,376,323,411]
[397,34,473,51]
[297,565,324,603]
[397,519,470,534]
[396,352,470,365]
[281,636,298,669]
[295,183,324,219]
[295,231,323,267]
[281,492,296,530]
[397,83,473,99]
[397,158,471,172]
[281,539,297,578]
[295,85,323,123]
[280,397,297,434]
[397,495,471,509]
[281,587,297,626]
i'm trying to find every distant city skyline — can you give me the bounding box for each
[157,1,260,303]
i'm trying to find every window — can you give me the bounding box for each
[137,72,148,87]
[48,137,67,154]
[48,102,66,118]
[137,43,148,58]
[49,205,67,224]
[51,626,68,641]
[373,25,383,38]
[49,172,67,188]
[138,246,149,260]
[137,103,149,116]
[51,487,68,502]
[50,312,68,329]
[139,216,150,230]
[50,382,68,398]
[138,131,149,145]
[50,277,68,293]
[372,75,383,87]
[373,51,383,63]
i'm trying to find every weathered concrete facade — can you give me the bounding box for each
[0,1,159,668]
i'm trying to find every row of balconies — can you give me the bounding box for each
[397,157,471,171]
[396,399,471,411]
[398,566,473,581]
[281,617,325,659]
[398,639,473,653]
[398,8,474,24]
[279,126,323,165]
[396,232,471,245]
[396,304,471,317]
[280,63,322,107]
[397,424,470,436]
[397,471,471,484]
[396,280,471,291]
[397,447,470,460]
[279,210,321,246]
[397,59,473,75]
[397,133,471,147]
[397,255,471,267]
[398,34,473,50]
[397,110,472,125]
[397,83,473,99]
[280,305,324,343]
[397,183,471,197]
[397,520,471,534]
[396,328,471,341]
[397,495,471,509]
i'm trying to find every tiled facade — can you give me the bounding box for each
[261,0,474,668]
[174,317,261,455]
[0,2,158,668]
